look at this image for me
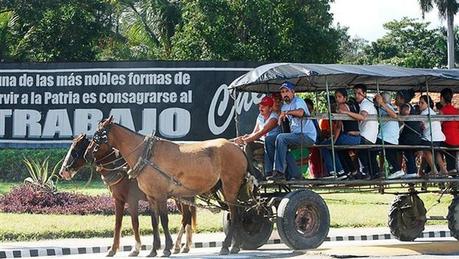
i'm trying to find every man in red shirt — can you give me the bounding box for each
[440,88,459,175]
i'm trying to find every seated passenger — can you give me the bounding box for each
[418,95,447,176]
[396,90,422,179]
[234,96,281,178]
[266,81,316,181]
[439,88,459,175]
[321,88,361,179]
[340,84,379,179]
[374,93,403,179]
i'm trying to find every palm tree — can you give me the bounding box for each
[117,0,181,59]
[418,0,458,68]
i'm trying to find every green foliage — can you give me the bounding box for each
[1,0,113,61]
[22,157,59,192]
[0,11,16,61]
[0,149,91,182]
[361,18,446,68]
[171,0,342,62]
[0,0,348,62]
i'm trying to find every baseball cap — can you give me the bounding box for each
[256,96,274,107]
[280,81,295,91]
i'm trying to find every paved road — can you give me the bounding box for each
[1,226,458,258]
[21,239,459,258]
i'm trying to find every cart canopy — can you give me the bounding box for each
[229,63,459,93]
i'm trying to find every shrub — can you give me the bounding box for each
[23,157,59,192]
[0,184,179,215]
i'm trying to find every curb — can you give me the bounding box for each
[0,230,452,258]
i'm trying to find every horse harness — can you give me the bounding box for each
[126,135,192,191]
[92,125,192,192]
[94,149,129,187]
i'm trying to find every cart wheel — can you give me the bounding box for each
[447,196,459,240]
[388,194,426,241]
[276,190,330,250]
[222,207,274,250]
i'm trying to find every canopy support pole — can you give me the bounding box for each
[325,77,337,176]
[376,80,387,178]
[425,78,436,175]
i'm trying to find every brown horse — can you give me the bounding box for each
[84,116,248,256]
[59,134,197,256]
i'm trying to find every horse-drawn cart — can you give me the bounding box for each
[227,63,459,250]
[59,63,459,256]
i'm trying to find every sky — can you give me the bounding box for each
[330,0,459,42]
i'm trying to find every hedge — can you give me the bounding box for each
[0,149,92,181]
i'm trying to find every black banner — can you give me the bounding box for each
[0,61,261,148]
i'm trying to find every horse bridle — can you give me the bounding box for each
[65,137,90,170]
[89,123,125,166]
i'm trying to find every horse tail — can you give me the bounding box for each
[190,202,197,231]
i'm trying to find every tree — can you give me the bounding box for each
[0,0,114,61]
[418,0,458,68]
[362,18,446,68]
[171,0,343,62]
[0,11,17,61]
[101,0,182,60]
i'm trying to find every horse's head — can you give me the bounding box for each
[84,116,114,163]
[59,133,90,180]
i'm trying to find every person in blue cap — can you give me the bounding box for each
[266,81,317,180]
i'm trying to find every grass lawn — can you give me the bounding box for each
[0,210,223,241]
[0,181,454,241]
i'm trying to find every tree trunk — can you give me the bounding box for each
[447,9,455,69]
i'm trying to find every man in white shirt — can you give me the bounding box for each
[340,84,379,179]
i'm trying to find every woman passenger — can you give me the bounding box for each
[418,95,447,176]
[374,92,402,179]
[321,88,360,178]
[396,89,422,178]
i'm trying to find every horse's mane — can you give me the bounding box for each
[111,122,172,145]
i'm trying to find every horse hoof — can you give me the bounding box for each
[219,247,230,255]
[106,250,116,257]
[173,248,180,254]
[147,250,157,257]
[230,247,240,254]
[161,249,171,257]
[128,250,139,257]
[181,247,190,253]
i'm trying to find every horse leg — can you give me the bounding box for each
[173,224,185,254]
[173,202,184,254]
[158,199,173,257]
[182,224,192,253]
[220,204,239,255]
[229,205,242,254]
[147,199,160,257]
[127,201,141,257]
[108,199,125,257]
[182,204,194,253]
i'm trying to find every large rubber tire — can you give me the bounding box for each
[276,190,330,250]
[447,196,459,240]
[388,194,427,241]
[222,207,274,250]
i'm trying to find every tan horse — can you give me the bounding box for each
[59,134,197,256]
[84,116,248,256]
